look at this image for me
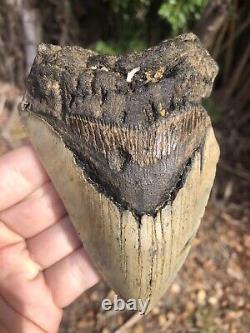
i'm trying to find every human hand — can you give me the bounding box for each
[0,146,99,333]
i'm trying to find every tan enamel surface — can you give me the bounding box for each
[23,113,219,312]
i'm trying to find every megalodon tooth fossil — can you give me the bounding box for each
[20,33,220,313]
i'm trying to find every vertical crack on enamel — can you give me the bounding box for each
[137,221,142,299]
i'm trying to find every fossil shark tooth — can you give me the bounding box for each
[20,33,219,313]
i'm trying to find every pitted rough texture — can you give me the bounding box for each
[21,33,218,215]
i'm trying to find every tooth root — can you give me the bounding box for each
[22,112,219,312]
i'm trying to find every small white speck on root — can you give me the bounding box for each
[90,66,109,71]
[100,66,109,71]
[127,67,140,82]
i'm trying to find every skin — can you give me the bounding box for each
[0,146,99,333]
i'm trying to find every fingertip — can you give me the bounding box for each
[44,248,99,308]
[0,145,48,211]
